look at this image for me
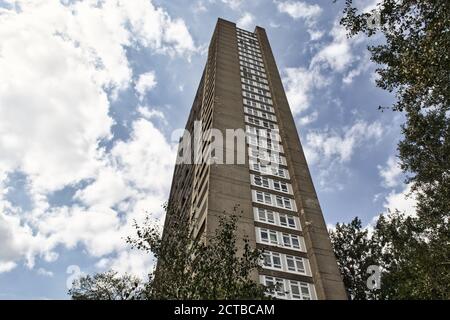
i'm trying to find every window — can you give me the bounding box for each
[259,228,278,245]
[254,175,269,188]
[282,233,301,250]
[251,175,292,194]
[290,281,301,299]
[256,227,304,251]
[254,207,300,230]
[289,281,312,300]
[286,255,305,274]
[263,251,282,269]
[275,278,286,297]
[261,250,310,276]
[279,214,296,229]
[273,181,288,193]
[260,229,269,242]
[252,190,296,211]
[300,283,311,300]
[264,278,314,300]
[282,196,293,210]
[263,276,287,298]
[269,230,278,244]
[276,195,284,207]
[257,207,275,224]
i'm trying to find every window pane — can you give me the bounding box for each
[301,284,310,296]
[258,208,265,221]
[286,256,295,271]
[269,231,278,244]
[287,217,295,228]
[263,253,271,267]
[283,234,290,246]
[292,237,300,249]
[267,211,275,223]
[291,282,300,297]
[273,255,281,268]
[284,198,292,209]
[276,196,283,207]
[276,279,285,295]
[260,230,268,242]
[256,192,263,202]
[295,258,305,273]
[279,215,287,226]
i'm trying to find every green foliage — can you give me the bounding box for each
[69,270,145,300]
[334,0,450,300]
[68,205,268,300]
[330,217,380,300]
[331,211,450,300]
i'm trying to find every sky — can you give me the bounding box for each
[0,0,416,299]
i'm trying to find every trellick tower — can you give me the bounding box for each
[163,18,347,300]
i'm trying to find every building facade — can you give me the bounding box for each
[163,18,347,300]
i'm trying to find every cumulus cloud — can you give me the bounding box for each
[282,67,329,115]
[298,111,319,126]
[276,0,324,40]
[221,0,243,10]
[137,106,168,125]
[237,12,255,30]
[277,1,322,21]
[378,156,403,188]
[135,71,157,101]
[383,185,417,217]
[0,0,190,275]
[311,20,368,76]
[304,120,383,165]
[37,268,54,277]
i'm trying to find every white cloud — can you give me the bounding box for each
[135,71,157,101]
[378,156,403,188]
[137,106,167,125]
[237,12,254,30]
[343,53,372,84]
[0,0,188,277]
[311,21,365,73]
[96,250,154,279]
[383,185,417,217]
[192,1,208,13]
[298,111,319,126]
[282,67,329,115]
[37,268,54,277]
[277,1,323,21]
[221,0,242,10]
[0,261,16,273]
[0,0,195,194]
[307,29,324,41]
[304,120,383,165]
[277,1,323,41]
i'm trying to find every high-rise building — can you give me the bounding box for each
[163,18,347,300]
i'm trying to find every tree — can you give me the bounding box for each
[68,205,268,300]
[330,217,380,300]
[335,0,450,299]
[69,271,146,300]
[331,211,450,300]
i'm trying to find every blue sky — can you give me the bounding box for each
[0,0,415,299]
